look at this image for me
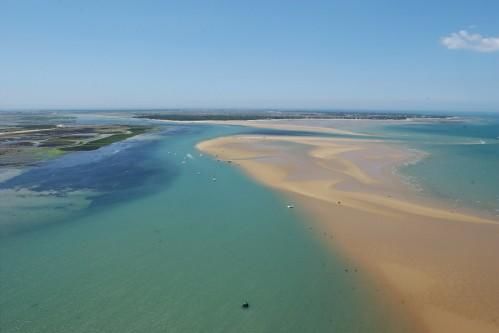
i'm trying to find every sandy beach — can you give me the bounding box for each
[197,131,499,333]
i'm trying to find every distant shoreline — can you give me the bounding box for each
[135,110,451,122]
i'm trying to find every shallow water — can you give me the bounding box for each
[2,111,497,332]
[0,120,404,332]
[379,116,499,215]
[290,115,499,216]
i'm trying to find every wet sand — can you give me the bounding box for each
[156,118,369,136]
[197,134,499,333]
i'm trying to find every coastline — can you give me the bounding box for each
[152,118,371,137]
[197,132,499,333]
[2,122,421,333]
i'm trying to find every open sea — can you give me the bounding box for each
[1,111,498,332]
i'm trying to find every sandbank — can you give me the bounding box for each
[197,133,499,333]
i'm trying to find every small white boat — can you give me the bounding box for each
[212,177,217,182]
[287,204,294,209]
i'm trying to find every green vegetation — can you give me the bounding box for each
[45,148,65,157]
[60,127,149,151]
[39,139,76,147]
[136,114,301,121]
[1,123,153,167]
[136,111,449,121]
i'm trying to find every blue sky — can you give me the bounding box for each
[1,0,498,111]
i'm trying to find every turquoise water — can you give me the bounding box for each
[216,114,499,216]
[2,112,497,332]
[318,115,499,215]
[0,122,404,332]
[379,116,499,215]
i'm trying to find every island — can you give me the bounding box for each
[0,124,152,167]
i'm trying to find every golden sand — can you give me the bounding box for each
[197,133,499,333]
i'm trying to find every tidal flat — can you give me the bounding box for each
[1,111,498,333]
[0,123,153,167]
[0,112,410,333]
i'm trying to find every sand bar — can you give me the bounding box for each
[197,132,499,333]
[156,118,370,137]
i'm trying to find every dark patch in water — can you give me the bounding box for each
[0,129,187,236]
[1,139,173,198]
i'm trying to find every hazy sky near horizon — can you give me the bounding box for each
[1,0,498,112]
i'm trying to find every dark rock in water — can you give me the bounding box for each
[241,302,250,309]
